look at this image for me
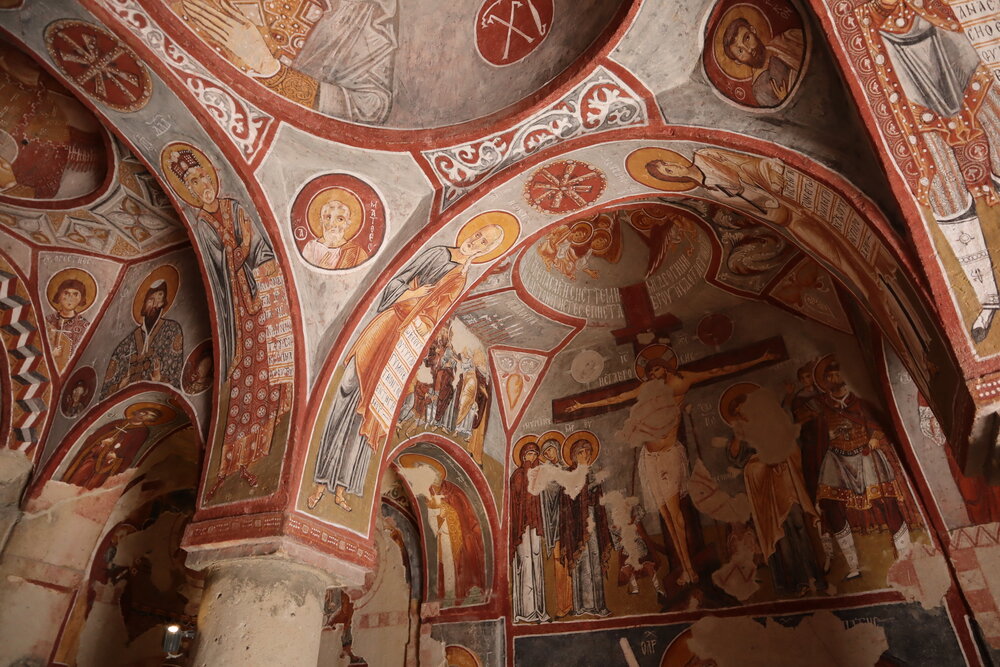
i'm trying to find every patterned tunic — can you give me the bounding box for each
[198,201,287,477]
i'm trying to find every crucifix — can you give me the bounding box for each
[550,281,787,596]
[553,280,787,425]
[611,282,681,355]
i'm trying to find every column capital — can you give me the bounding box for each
[182,511,374,588]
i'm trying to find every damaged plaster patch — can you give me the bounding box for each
[688,611,888,667]
[886,543,951,610]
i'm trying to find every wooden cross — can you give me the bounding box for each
[611,282,681,355]
[552,335,787,424]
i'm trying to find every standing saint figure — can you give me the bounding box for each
[557,433,612,617]
[808,356,912,579]
[161,144,292,498]
[307,213,517,512]
[398,454,485,605]
[536,432,573,618]
[509,437,548,623]
[722,383,825,596]
[45,273,93,370]
[63,403,171,489]
[183,0,398,123]
[858,0,1000,341]
[569,345,777,587]
[101,274,184,398]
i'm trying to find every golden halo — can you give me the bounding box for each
[46,267,97,313]
[306,186,364,242]
[537,430,565,460]
[123,401,176,425]
[659,628,698,666]
[131,264,180,324]
[719,382,760,426]
[813,353,838,394]
[635,343,678,381]
[512,433,540,467]
[396,452,447,482]
[562,430,601,467]
[625,147,699,193]
[159,142,218,208]
[713,5,772,81]
[446,645,482,667]
[455,210,521,265]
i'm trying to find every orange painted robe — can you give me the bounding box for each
[351,247,467,450]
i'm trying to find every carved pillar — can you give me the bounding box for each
[0,449,31,551]
[189,558,334,667]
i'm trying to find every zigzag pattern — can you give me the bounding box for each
[0,263,50,453]
[949,522,1000,549]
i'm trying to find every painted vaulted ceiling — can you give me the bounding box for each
[5,0,1000,664]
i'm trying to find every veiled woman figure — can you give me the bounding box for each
[509,437,548,623]
[558,433,612,617]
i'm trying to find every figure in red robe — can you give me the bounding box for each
[63,405,164,489]
[425,471,486,605]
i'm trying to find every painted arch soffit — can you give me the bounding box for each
[0,19,303,513]
[297,133,963,545]
[89,0,637,141]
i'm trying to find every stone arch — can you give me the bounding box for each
[27,382,201,498]
[300,130,966,546]
[385,437,498,612]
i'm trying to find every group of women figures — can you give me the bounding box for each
[509,430,612,622]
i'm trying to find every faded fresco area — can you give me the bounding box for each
[170,0,625,127]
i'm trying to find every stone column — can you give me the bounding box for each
[190,558,334,667]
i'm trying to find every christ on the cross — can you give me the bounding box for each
[567,347,778,587]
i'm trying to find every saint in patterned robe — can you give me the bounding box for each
[63,419,151,489]
[101,316,183,398]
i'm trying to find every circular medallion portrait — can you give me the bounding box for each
[291,174,386,271]
[61,365,96,418]
[182,339,214,395]
[702,0,809,110]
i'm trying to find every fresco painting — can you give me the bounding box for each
[396,316,492,467]
[291,173,385,271]
[159,141,293,502]
[0,37,108,202]
[512,603,967,665]
[61,365,96,418]
[168,0,622,128]
[45,267,97,371]
[392,443,493,609]
[497,208,935,623]
[60,398,182,489]
[45,20,152,113]
[702,0,809,110]
[475,0,553,67]
[178,0,398,123]
[182,339,214,396]
[4,4,1000,665]
[100,265,185,398]
[304,211,519,518]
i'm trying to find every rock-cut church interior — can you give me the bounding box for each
[10,0,1000,665]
